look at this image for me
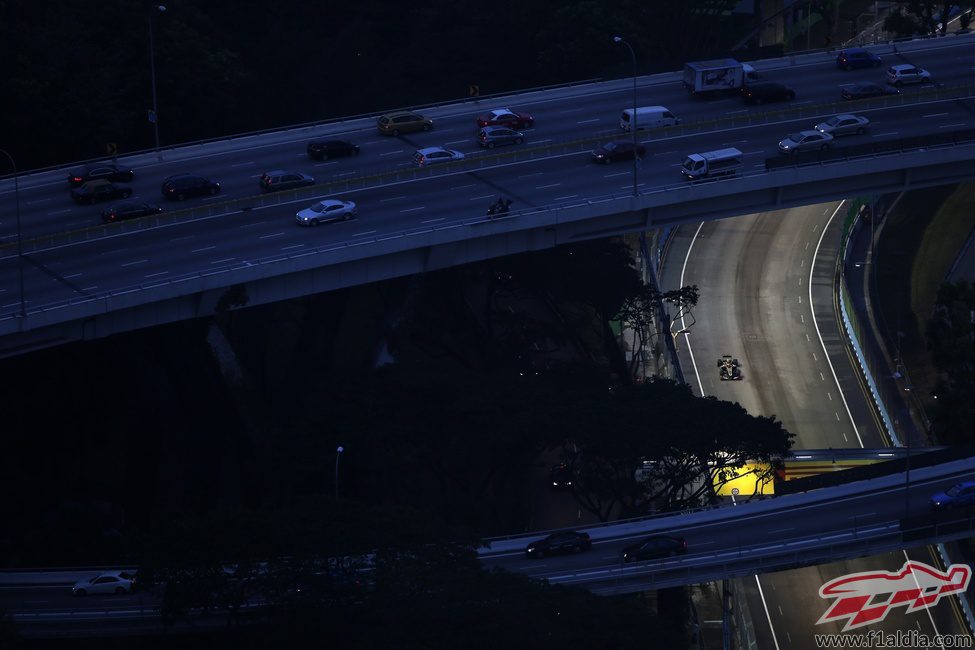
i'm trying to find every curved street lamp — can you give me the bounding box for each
[613,36,639,197]
[148,4,167,159]
[0,149,25,318]
[335,445,345,499]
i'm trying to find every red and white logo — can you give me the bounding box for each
[817,561,971,631]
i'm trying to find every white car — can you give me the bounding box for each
[777,130,833,154]
[814,114,870,137]
[886,64,931,86]
[295,199,357,226]
[413,147,465,167]
[72,571,136,596]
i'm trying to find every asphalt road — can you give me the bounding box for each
[2,37,975,316]
[659,203,970,648]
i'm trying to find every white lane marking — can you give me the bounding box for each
[471,194,495,201]
[537,183,561,189]
[453,183,477,190]
[281,244,304,250]
[191,246,216,253]
[604,172,629,178]
[63,273,82,279]
[554,195,578,201]
[400,206,425,213]
[755,577,782,650]
[519,172,544,179]
[145,271,169,278]
[230,161,255,167]
[259,232,284,239]
[169,235,193,242]
[380,196,406,202]
[313,161,339,167]
[47,209,72,216]
[809,201,863,446]
[820,372,825,381]
[352,230,377,236]
[444,139,468,146]
[679,222,706,398]
[768,528,794,535]
[211,257,235,264]
[872,132,899,137]
[922,112,949,117]
[939,123,968,129]
[379,150,404,157]
[25,198,52,205]
[577,118,600,124]
[121,259,148,267]
[421,218,445,224]
[827,392,833,401]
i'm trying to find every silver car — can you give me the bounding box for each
[72,571,136,596]
[814,114,870,137]
[886,64,931,86]
[777,130,833,154]
[413,147,465,167]
[295,199,356,226]
[477,126,525,148]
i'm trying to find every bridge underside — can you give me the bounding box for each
[2,144,974,358]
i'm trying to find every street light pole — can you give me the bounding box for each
[0,149,25,318]
[335,446,344,500]
[148,4,166,159]
[613,36,639,197]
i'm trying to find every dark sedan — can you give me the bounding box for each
[840,82,900,100]
[101,202,163,223]
[70,179,132,204]
[741,82,795,104]
[68,164,134,187]
[306,140,360,161]
[591,141,646,164]
[621,535,687,562]
[525,531,591,559]
[475,108,535,129]
[161,174,221,201]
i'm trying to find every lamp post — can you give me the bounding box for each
[148,4,166,159]
[0,149,25,318]
[335,446,344,499]
[613,36,639,197]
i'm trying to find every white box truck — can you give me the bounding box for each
[680,148,743,180]
[682,59,758,96]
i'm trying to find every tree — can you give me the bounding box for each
[885,1,962,36]
[564,379,793,520]
[926,280,975,443]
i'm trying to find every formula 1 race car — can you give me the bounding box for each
[718,355,743,381]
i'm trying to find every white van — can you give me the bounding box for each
[620,106,680,132]
[680,148,743,180]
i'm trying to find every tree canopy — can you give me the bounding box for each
[926,279,975,443]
